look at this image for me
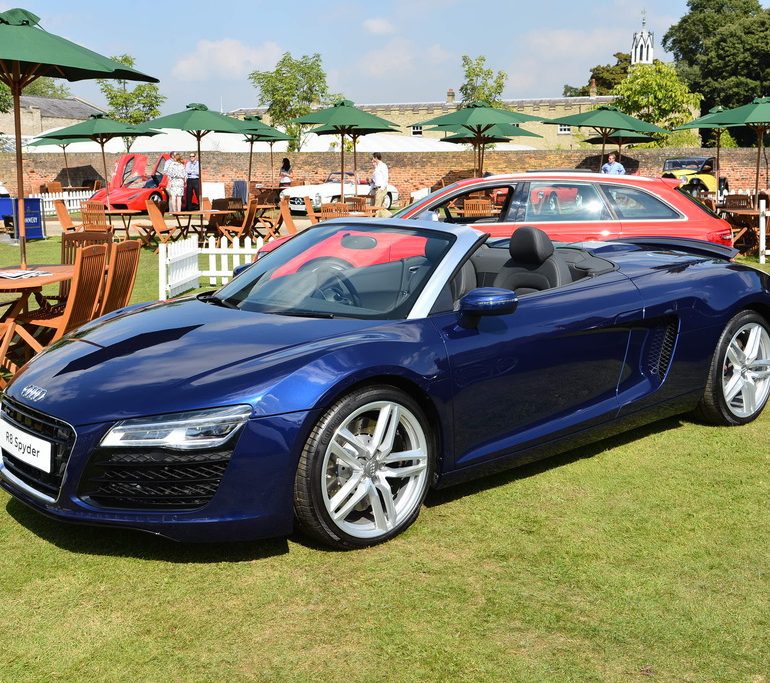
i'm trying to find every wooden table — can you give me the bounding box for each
[0,264,75,384]
[104,209,141,238]
[171,209,236,240]
[722,208,761,253]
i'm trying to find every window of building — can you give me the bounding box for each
[411,125,423,137]
[558,124,572,135]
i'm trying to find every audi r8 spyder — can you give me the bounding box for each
[1,220,769,549]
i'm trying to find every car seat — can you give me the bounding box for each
[492,226,571,295]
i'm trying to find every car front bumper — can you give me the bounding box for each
[0,406,312,542]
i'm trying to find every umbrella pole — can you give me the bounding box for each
[11,78,27,269]
[269,142,275,185]
[353,134,358,196]
[100,140,111,210]
[340,134,345,202]
[247,139,254,198]
[197,133,204,229]
[715,129,722,198]
[755,127,763,209]
[600,137,607,173]
[62,145,72,188]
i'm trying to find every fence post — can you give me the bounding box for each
[158,241,168,300]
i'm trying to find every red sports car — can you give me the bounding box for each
[395,172,734,247]
[91,152,171,211]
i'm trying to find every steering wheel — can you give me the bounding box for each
[313,267,361,307]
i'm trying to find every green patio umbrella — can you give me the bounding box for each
[28,134,91,187]
[293,100,398,199]
[546,105,668,171]
[437,122,542,176]
[417,102,548,176]
[675,106,737,193]
[38,114,158,209]
[584,129,656,167]
[142,103,246,209]
[0,7,157,268]
[706,98,770,206]
[240,115,291,188]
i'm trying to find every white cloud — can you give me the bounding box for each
[427,44,453,65]
[363,17,396,35]
[522,28,620,61]
[360,38,415,78]
[172,39,283,82]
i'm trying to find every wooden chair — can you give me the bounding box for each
[319,202,350,221]
[15,244,108,354]
[218,199,259,240]
[134,200,182,251]
[462,198,494,217]
[304,197,320,224]
[80,200,112,232]
[40,231,114,310]
[54,199,80,232]
[277,196,297,237]
[98,240,141,317]
[47,181,63,193]
[345,195,369,211]
[722,194,756,251]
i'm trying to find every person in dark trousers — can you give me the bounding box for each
[185,152,200,209]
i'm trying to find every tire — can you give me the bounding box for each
[148,191,163,206]
[294,385,434,549]
[695,311,770,425]
[383,193,392,210]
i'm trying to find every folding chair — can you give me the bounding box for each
[98,240,141,316]
[134,201,182,251]
[304,197,320,224]
[54,199,80,232]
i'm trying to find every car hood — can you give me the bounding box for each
[92,186,151,202]
[6,298,384,426]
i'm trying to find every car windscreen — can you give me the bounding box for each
[213,223,455,320]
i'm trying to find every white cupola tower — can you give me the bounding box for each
[631,11,654,65]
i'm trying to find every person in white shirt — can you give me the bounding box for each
[370,152,390,217]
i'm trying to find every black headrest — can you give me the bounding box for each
[509,226,554,264]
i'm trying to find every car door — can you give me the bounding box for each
[432,271,644,471]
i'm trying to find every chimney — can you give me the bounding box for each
[446,88,455,104]
[589,78,597,98]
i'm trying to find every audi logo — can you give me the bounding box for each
[20,385,47,402]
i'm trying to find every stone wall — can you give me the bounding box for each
[2,148,768,200]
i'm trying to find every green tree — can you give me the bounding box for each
[612,62,702,145]
[249,52,333,152]
[23,77,71,98]
[459,55,506,105]
[663,0,770,143]
[0,86,10,113]
[96,54,165,125]
[563,53,631,97]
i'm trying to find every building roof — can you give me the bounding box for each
[19,95,105,119]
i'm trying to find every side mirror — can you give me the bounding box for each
[458,287,518,328]
[232,262,255,278]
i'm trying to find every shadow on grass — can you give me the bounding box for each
[5,498,290,563]
[425,416,685,507]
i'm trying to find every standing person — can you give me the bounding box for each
[165,153,186,213]
[278,158,293,187]
[370,152,390,217]
[601,152,625,175]
[185,152,200,210]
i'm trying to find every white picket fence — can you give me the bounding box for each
[758,199,769,265]
[158,235,264,300]
[28,190,92,216]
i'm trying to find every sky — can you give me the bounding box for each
[4,0,691,115]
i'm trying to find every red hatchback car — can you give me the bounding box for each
[394,172,733,247]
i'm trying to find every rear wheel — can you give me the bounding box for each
[294,386,433,548]
[696,311,770,425]
[383,193,393,210]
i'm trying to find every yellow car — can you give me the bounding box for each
[662,156,718,194]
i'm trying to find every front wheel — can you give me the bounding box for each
[696,311,770,425]
[294,386,434,548]
[383,193,393,210]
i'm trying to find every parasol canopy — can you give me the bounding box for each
[0,7,157,267]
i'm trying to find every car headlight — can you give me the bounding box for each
[100,405,252,450]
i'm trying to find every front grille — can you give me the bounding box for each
[289,197,304,206]
[1,397,76,499]
[647,320,678,378]
[79,447,233,510]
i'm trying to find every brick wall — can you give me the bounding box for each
[2,148,768,200]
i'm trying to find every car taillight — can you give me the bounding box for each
[706,230,734,246]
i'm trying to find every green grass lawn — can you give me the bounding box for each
[0,237,768,681]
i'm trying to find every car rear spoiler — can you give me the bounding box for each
[608,236,738,260]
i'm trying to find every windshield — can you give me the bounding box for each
[325,171,358,184]
[663,157,713,173]
[214,223,454,320]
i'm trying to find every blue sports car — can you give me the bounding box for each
[1,220,769,548]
